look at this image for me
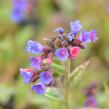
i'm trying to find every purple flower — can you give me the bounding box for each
[26,40,43,54]
[12,0,27,9]
[78,30,97,43]
[32,83,45,94]
[90,29,97,42]
[55,27,64,35]
[29,57,42,70]
[78,30,91,43]
[20,68,34,84]
[39,71,53,85]
[55,48,69,61]
[66,33,74,41]
[84,96,98,107]
[70,20,82,35]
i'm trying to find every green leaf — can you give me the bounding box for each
[50,63,64,73]
[69,60,90,85]
[53,58,60,65]
[45,87,63,101]
[53,72,61,78]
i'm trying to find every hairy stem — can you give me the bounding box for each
[64,59,70,109]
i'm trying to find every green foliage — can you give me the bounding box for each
[45,87,63,101]
[70,60,90,86]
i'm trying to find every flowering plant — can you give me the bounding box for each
[20,20,97,109]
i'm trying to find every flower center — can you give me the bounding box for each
[45,73,50,79]
[61,50,66,56]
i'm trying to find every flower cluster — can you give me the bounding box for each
[11,0,34,23]
[20,20,97,94]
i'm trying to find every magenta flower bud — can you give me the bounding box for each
[55,48,69,61]
[43,52,53,64]
[45,58,52,64]
[39,71,53,85]
[32,82,45,94]
[70,47,80,58]
[29,56,42,70]
[20,68,34,84]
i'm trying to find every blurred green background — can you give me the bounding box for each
[0,0,109,109]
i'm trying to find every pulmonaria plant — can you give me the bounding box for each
[20,20,97,108]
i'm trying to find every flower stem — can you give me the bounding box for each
[64,59,70,109]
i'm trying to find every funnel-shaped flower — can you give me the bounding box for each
[55,27,64,35]
[29,57,42,70]
[70,20,82,35]
[20,68,34,84]
[39,71,53,85]
[78,29,97,43]
[90,29,97,42]
[55,48,69,61]
[32,83,45,94]
[26,40,43,54]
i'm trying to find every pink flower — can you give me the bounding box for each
[45,58,52,64]
[70,47,80,57]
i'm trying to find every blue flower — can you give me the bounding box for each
[55,48,69,61]
[11,0,27,23]
[29,57,42,70]
[70,20,82,35]
[90,29,97,42]
[26,40,43,54]
[78,30,97,43]
[66,33,74,41]
[20,68,34,84]
[11,7,25,23]
[78,30,91,43]
[39,71,53,85]
[55,27,64,35]
[32,83,45,94]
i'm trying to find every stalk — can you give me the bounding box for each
[64,59,70,109]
